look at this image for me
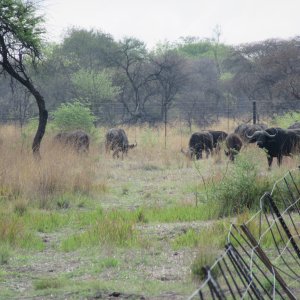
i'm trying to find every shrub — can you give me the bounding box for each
[211,149,271,216]
[52,101,96,134]
[272,111,300,128]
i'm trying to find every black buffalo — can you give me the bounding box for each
[247,127,300,167]
[54,130,90,153]
[224,133,243,161]
[208,130,228,153]
[182,131,213,160]
[105,128,136,158]
[288,122,300,129]
[234,123,268,142]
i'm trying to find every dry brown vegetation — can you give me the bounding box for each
[0,121,299,299]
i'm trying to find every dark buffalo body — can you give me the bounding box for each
[234,123,268,142]
[208,130,228,149]
[247,127,300,167]
[188,131,213,160]
[105,128,136,158]
[54,130,90,153]
[225,133,243,161]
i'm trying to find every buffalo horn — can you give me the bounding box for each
[246,130,263,139]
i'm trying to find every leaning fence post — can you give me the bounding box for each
[240,224,297,300]
[202,266,226,300]
[265,192,300,259]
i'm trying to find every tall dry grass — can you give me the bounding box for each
[0,125,97,208]
[1,120,297,208]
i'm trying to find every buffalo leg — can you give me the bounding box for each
[205,147,210,158]
[113,149,119,159]
[267,156,273,168]
[277,155,283,166]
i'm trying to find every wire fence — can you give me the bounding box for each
[1,99,300,126]
[188,168,300,300]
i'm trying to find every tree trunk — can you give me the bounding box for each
[0,43,48,156]
[31,91,48,157]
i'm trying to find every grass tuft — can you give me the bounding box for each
[191,246,220,282]
[34,277,66,290]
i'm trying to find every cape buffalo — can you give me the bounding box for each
[105,128,137,159]
[247,127,300,167]
[224,133,243,161]
[208,130,228,153]
[234,123,268,142]
[54,130,90,153]
[182,131,213,160]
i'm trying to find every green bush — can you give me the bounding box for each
[272,111,300,128]
[211,149,271,217]
[51,101,96,134]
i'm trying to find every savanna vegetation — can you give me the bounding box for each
[0,117,299,299]
[1,1,300,299]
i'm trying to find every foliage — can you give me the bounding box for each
[51,101,96,133]
[272,111,300,128]
[211,149,271,216]
[0,0,45,55]
[71,69,119,103]
[175,39,232,61]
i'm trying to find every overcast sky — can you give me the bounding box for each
[42,0,300,49]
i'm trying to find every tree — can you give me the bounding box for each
[71,68,119,122]
[0,0,47,156]
[101,37,159,123]
[152,50,187,146]
[178,57,222,127]
[225,38,300,116]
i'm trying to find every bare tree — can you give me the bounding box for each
[152,51,188,146]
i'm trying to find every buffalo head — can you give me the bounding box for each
[246,129,277,148]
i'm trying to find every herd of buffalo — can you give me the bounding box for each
[53,122,300,167]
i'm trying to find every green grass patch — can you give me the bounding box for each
[0,244,11,265]
[142,204,219,222]
[34,276,67,290]
[23,207,104,233]
[191,247,220,282]
[172,221,229,250]
[105,204,219,225]
[61,216,138,252]
[99,257,119,268]
[0,214,44,251]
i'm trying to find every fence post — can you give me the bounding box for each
[252,101,257,124]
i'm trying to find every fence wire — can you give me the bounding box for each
[188,168,300,300]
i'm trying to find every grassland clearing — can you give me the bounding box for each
[0,122,298,299]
